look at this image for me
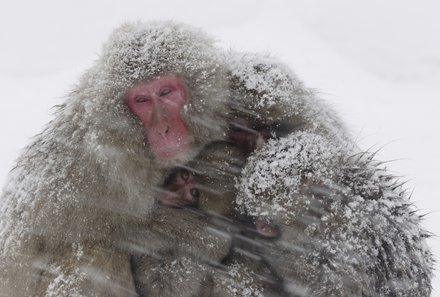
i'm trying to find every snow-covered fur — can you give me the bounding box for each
[0,21,230,296]
[230,54,433,296]
[238,132,432,296]
[226,52,349,143]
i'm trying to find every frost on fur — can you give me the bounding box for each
[236,132,433,296]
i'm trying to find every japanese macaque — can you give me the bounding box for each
[224,54,433,296]
[0,21,232,296]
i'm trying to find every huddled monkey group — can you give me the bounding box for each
[0,22,433,296]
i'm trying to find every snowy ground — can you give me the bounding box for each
[1,0,439,294]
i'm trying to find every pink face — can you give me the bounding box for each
[125,75,190,160]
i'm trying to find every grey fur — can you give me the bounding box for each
[0,21,230,296]
[130,206,231,297]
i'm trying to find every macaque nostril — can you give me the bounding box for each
[181,170,190,181]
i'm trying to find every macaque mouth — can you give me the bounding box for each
[149,123,190,160]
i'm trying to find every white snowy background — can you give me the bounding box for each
[1,0,439,294]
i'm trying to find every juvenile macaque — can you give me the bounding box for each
[0,22,232,296]
[160,169,200,208]
[228,54,433,296]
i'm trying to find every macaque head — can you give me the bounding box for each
[125,75,190,161]
[72,22,230,169]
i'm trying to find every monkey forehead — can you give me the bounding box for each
[77,21,231,129]
[62,22,230,152]
[99,21,226,91]
[125,74,187,98]
[227,53,302,102]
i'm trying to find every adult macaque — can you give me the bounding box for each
[0,22,232,296]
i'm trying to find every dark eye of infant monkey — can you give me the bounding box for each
[160,169,200,208]
[160,117,280,238]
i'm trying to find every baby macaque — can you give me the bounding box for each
[160,169,200,208]
[0,22,232,297]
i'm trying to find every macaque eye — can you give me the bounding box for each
[159,87,172,96]
[135,96,149,103]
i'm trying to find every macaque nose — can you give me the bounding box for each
[152,103,166,124]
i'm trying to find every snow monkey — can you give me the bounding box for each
[222,54,433,296]
[0,21,234,296]
[151,53,434,296]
